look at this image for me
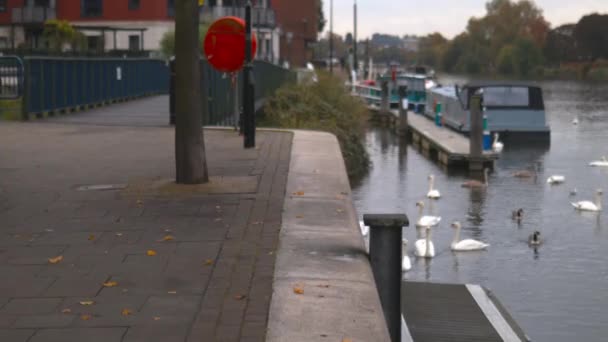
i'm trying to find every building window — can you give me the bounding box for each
[35,0,50,6]
[0,0,6,13]
[129,35,140,51]
[82,0,103,17]
[129,0,139,10]
[87,36,103,52]
[167,0,174,17]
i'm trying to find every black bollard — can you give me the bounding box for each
[364,213,408,342]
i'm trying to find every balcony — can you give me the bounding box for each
[200,6,276,28]
[12,6,57,24]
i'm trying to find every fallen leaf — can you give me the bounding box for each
[103,281,118,287]
[336,209,344,213]
[115,232,123,237]
[295,215,304,219]
[159,235,175,242]
[215,206,221,209]
[136,199,143,206]
[146,250,157,256]
[204,259,214,266]
[293,286,304,295]
[48,255,64,264]
[88,234,95,241]
[168,290,177,294]
[342,339,353,342]
[233,294,246,300]
[214,218,222,222]
[292,191,305,196]
[121,308,133,316]
[153,316,161,321]
[81,314,92,321]
[61,308,72,314]
[79,300,95,306]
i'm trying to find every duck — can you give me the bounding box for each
[571,189,603,212]
[359,221,369,237]
[415,201,441,227]
[547,175,566,184]
[402,239,411,272]
[512,164,538,178]
[492,133,504,153]
[415,226,435,258]
[569,188,578,197]
[426,174,441,199]
[589,157,608,167]
[572,117,579,125]
[511,208,524,221]
[461,168,489,188]
[450,222,489,251]
[528,231,542,246]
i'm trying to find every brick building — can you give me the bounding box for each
[0,0,280,61]
[272,0,320,68]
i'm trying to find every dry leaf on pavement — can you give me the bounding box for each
[159,235,175,242]
[115,232,123,237]
[153,316,161,321]
[146,250,157,256]
[204,259,214,266]
[121,308,133,316]
[88,234,95,241]
[48,255,64,264]
[79,301,95,306]
[167,290,177,294]
[292,191,305,196]
[293,286,304,295]
[295,215,304,219]
[61,308,72,314]
[80,314,92,321]
[103,281,118,287]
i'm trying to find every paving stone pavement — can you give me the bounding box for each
[0,108,292,342]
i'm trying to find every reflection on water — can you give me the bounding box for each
[352,79,608,342]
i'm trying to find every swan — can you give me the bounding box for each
[511,208,524,221]
[450,222,489,251]
[513,164,538,178]
[427,174,441,199]
[492,133,504,153]
[571,189,603,212]
[415,201,441,227]
[402,239,411,271]
[415,226,435,258]
[572,117,579,125]
[528,231,542,246]
[589,157,608,167]
[359,221,369,236]
[461,168,489,188]
[547,175,565,184]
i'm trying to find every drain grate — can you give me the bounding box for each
[76,184,128,191]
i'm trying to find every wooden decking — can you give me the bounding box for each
[407,113,498,167]
[401,282,529,342]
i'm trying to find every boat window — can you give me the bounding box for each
[483,87,529,107]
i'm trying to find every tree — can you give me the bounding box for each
[174,0,209,184]
[496,45,515,74]
[317,0,326,33]
[544,24,578,65]
[43,20,86,52]
[160,24,209,59]
[417,32,448,68]
[574,13,608,61]
[512,38,543,76]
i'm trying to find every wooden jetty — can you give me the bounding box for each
[368,107,498,170]
[401,282,530,342]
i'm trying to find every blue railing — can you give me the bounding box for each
[23,57,169,116]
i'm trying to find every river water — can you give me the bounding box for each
[352,77,608,342]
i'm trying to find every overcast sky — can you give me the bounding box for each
[323,0,607,39]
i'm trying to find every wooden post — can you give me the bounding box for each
[469,94,483,171]
[398,85,408,135]
[380,80,389,114]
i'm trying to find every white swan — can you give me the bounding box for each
[571,189,603,212]
[415,201,441,227]
[402,239,411,272]
[492,133,504,153]
[359,221,369,236]
[415,226,435,258]
[589,157,608,167]
[426,174,441,199]
[450,222,490,251]
[547,175,565,184]
[572,117,579,125]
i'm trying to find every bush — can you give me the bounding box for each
[262,72,370,180]
[159,24,209,58]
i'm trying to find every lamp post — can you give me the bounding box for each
[243,0,255,148]
[353,0,358,78]
[329,0,333,74]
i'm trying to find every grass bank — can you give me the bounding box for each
[260,73,370,180]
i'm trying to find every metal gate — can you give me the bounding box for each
[0,56,24,99]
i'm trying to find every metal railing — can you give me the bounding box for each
[22,57,168,117]
[200,6,276,27]
[11,6,56,23]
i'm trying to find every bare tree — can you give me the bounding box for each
[174,0,209,184]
